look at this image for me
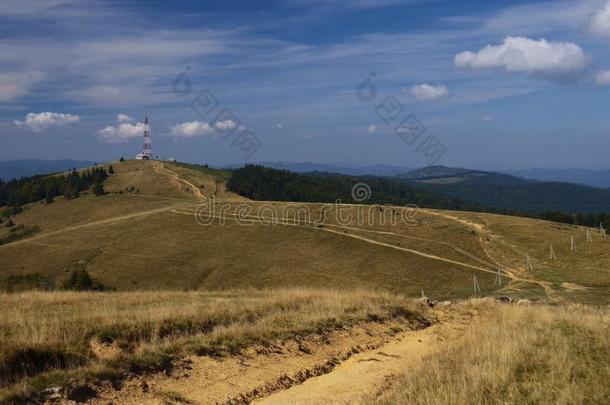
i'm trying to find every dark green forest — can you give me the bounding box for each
[2,164,609,231]
[0,166,109,207]
[408,181,610,215]
[227,165,488,211]
[227,165,610,229]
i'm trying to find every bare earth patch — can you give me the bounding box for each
[90,318,430,405]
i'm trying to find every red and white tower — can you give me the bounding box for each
[142,115,152,159]
[136,115,152,160]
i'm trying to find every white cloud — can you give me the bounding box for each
[214,119,237,131]
[596,70,610,86]
[170,121,214,138]
[276,123,283,129]
[586,1,610,37]
[481,115,495,122]
[14,112,80,132]
[409,83,449,101]
[367,124,378,134]
[0,71,44,102]
[97,122,144,143]
[117,114,134,123]
[455,36,588,79]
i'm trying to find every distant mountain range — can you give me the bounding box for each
[224,162,414,177]
[505,168,610,188]
[397,166,610,214]
[0,159,96,181]
[398,166,527,186]
[226,162,610,188]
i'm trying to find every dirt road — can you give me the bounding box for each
[92,306,473,405]
[170,206,543,283]
[255,318,466,405]
[0,205,178,248]
[153,162,206,199]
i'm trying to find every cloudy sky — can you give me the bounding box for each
[1,0,610,169]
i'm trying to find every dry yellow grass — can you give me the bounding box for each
[0,288,424,402]
[1,159,608,304]
[0,160,501,299]
[375,302,610,405]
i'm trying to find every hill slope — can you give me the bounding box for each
[0,160,608,304]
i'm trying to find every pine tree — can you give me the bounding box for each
[45,190,54,204]
[91,180,105,196]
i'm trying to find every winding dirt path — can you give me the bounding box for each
[2,163,201,248]
[170,207,544,283]
[3,164,551,295]
[152,162,206,199]
[91,306,473,405]
[0,206,177,248]
[256,315,467,405]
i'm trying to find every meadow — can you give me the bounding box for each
[374,302,610,405]
[0,288,424,402]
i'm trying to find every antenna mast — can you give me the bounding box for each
[142,115,152,159]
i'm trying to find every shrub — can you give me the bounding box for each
[0,225,39,246]
[91,181,105,196]
[61,270,107,291]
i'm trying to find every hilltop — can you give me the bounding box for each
[0,159,608,304]
[1,160,609,404]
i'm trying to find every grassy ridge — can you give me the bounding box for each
[375,302,610,405]
[0,289,425,402]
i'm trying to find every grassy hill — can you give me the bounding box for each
[1,159,609,404]
[0,288,428,402]
[0,160,608,305]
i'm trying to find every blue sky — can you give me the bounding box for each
[1,0,610,169]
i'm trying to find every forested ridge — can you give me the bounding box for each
[0,166,110,207]
[227,165,610,229]
[227,165,488,211]
[409,181,610,215]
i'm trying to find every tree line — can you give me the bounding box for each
[227,165,610,229]
[535,211,610,230]
[0,166,111,207]
[227,165,487,211]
